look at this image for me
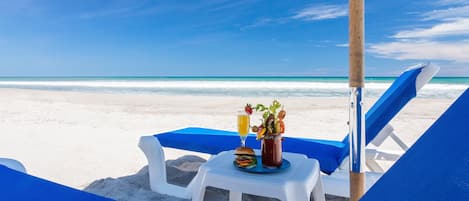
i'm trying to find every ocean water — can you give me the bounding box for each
[0,77,467,99]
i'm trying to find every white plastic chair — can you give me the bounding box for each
[138,136,195,199]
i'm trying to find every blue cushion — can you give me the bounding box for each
[282,137,345,174]
[361,88,469,201]
[0,165,114,201]
[155,65,425,174]
[156,127,247,154]
[157,127,345,174]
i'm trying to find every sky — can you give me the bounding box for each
[0,0,469,76]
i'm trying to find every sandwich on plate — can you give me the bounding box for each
[234,147,257,168]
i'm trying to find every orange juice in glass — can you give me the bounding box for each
[237,111,250,147]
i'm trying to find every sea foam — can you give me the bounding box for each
[0,80,466,99]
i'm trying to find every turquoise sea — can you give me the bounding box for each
[0,76,467,99]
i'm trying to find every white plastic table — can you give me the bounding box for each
[191,150,325,201]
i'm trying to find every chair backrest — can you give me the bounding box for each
[339,63,439,162]
[360,88,469,201]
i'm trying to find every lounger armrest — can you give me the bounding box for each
[370,124,394,147]
[338,149,403,172]
[366,149,403,161]
[371,124,409,151]
[138,136,192,199]
[365,149,404,172]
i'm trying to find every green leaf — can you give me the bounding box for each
[263,111,269,119]
[255,104,266,112]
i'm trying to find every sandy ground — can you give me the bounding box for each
[0,88,456,200]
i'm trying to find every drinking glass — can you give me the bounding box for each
[237,111,250,147]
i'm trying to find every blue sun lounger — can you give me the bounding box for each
[139,63,439,199]
[0,164,114,201]
[361,88,469,201]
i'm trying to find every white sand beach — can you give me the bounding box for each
[0,88,457,200]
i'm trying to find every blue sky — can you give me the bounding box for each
[0,0,468,76]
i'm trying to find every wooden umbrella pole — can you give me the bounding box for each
[349,0,365,201]
[349,0,364,88]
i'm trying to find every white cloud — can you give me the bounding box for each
[208,0,253,11]
[242,4,347,30]
[292,4,348,21]
[336,43,349,47]
[78,1,153,19]
[79,5,140,19]
[422,5,469,20]
[241,18,276,30]
[369,40,469,62]
[435,0,469,6]
[369,1,469,72]
[393,18,469,38]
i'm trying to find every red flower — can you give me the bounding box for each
[244,104,253,115]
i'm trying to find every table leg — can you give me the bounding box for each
[229,191,242,201]
[312,177,326,201]
[192,186,207,201]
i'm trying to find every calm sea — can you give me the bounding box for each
[0,77,467,99]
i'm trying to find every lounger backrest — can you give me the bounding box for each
[360,88,469,201]
[339,63,439,162]
[0,165,114,201]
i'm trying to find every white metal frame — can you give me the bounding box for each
[323,124,409,197]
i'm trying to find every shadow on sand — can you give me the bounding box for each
[84,155,347,201]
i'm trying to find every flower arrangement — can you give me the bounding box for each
[244,100,286,140]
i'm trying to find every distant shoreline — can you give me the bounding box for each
[0,77,466,99]
[0,76,468,85]
[0,76,468,79]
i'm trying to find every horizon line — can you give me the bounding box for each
[0,75,468,78]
